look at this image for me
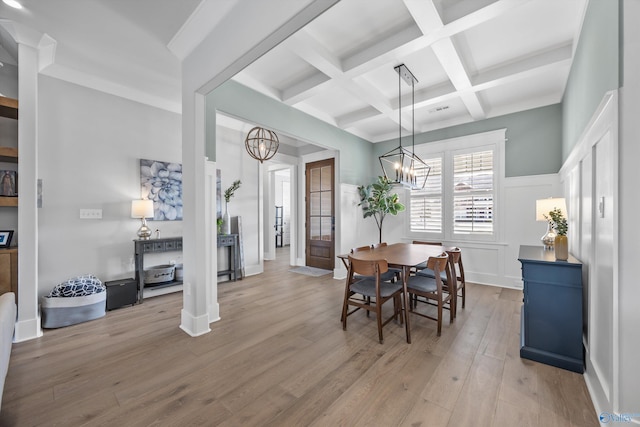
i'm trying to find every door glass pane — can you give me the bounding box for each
[321,217,332,240]
[320,166,331,191]
[311,168,320,192]
[310,193,320,215]
[310,217,320,240]
[321,192,331,215]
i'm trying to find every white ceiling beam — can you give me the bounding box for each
[336,106,382,128]
[287,29,415,132]
[232,72,283,101]
[282,71,333,105]
[408,0,486,120]
[472,42,573,89]
[342,25,423,75]
[284,29,343,77]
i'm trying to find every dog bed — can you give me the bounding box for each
[41,275,106,328]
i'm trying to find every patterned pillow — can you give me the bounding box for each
[48,275,105,298]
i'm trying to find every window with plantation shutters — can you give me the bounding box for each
[406,129,504,242]
[452,150,494,234]
[410,156,442,232]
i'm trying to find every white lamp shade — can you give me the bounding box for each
[536,197,567,221]
[131,199,154,219]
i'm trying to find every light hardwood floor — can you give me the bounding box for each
[1,247,598,426]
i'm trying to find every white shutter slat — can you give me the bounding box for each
[452,149,494,235]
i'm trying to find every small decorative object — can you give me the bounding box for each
[536,198,566,249]
[217,218,223,234]
[131,199,154,240]
[0,230,13,248]
[0,170,17,196]
[245,127,279,163]
[357,176,405,244]
[545,207,569,261]
[223,180,241,235]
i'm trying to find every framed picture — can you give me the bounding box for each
[140,159,183,221]
[0,230,13,248]
[0,170,17,197]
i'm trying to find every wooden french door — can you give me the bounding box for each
[305,158,335,270]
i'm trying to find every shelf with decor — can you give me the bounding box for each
[0,96,18,208]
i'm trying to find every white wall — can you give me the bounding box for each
[215,125,260,276]
[37,76,182,296]
[559,91,621,418]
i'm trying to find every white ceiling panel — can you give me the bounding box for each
[454,0,587,75]
[305,0,415,60]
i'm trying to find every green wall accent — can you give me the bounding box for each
[206,80,373,185]
[562,0,620,159]
[374,104,563,177]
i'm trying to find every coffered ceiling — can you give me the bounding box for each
[0,0,587,144]
[233,0,587,142]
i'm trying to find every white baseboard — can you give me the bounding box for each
[179,309,211,337]
[14,316,43,342]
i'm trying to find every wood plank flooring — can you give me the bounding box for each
[0,247,598,426]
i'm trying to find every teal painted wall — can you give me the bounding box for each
[374,104,563,177]
[205,80,373,185]
[562,0,620,159]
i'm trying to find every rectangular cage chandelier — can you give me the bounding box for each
[379,64,430,190]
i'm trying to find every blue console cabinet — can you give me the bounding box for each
[518,245,584,373]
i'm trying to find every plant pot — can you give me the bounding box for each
[555,235,568,261]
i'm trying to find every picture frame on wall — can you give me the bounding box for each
[0,230,13,248]
[140,159,183,221]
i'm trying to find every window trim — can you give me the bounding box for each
[405,129,506,243]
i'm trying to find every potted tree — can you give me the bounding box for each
[357,176,405,244]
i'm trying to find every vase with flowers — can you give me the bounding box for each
[545,207,568,260]
[222,180,241,235]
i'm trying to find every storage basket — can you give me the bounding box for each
[144,264,175,284]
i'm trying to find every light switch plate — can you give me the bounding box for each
[80,208,102,219]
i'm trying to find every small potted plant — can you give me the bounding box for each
[546,207,568,260]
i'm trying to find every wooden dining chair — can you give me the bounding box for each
[411,240,443,272]
[371,242,402,281]
[342,256,404,344]
[406,253,453,336]
[416,247,465,314]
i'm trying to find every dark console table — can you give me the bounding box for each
[134,237,183,302]
[218,234,240,281]
[518,245,584,373]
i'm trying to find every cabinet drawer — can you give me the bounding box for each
[218,236,235,246]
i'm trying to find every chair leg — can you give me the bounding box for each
[461,282,466,309]
[377,304,384,344]
[366,296,371,317]
[342,289,350,330]
[449,296,454,324]
[437,298,443,336]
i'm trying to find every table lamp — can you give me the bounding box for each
[536,197,566,249]
[131,199,154,240]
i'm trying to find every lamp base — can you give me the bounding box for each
[541,222,556,250]
[137,219,152,240]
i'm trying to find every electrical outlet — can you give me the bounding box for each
[79,208,102,219]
